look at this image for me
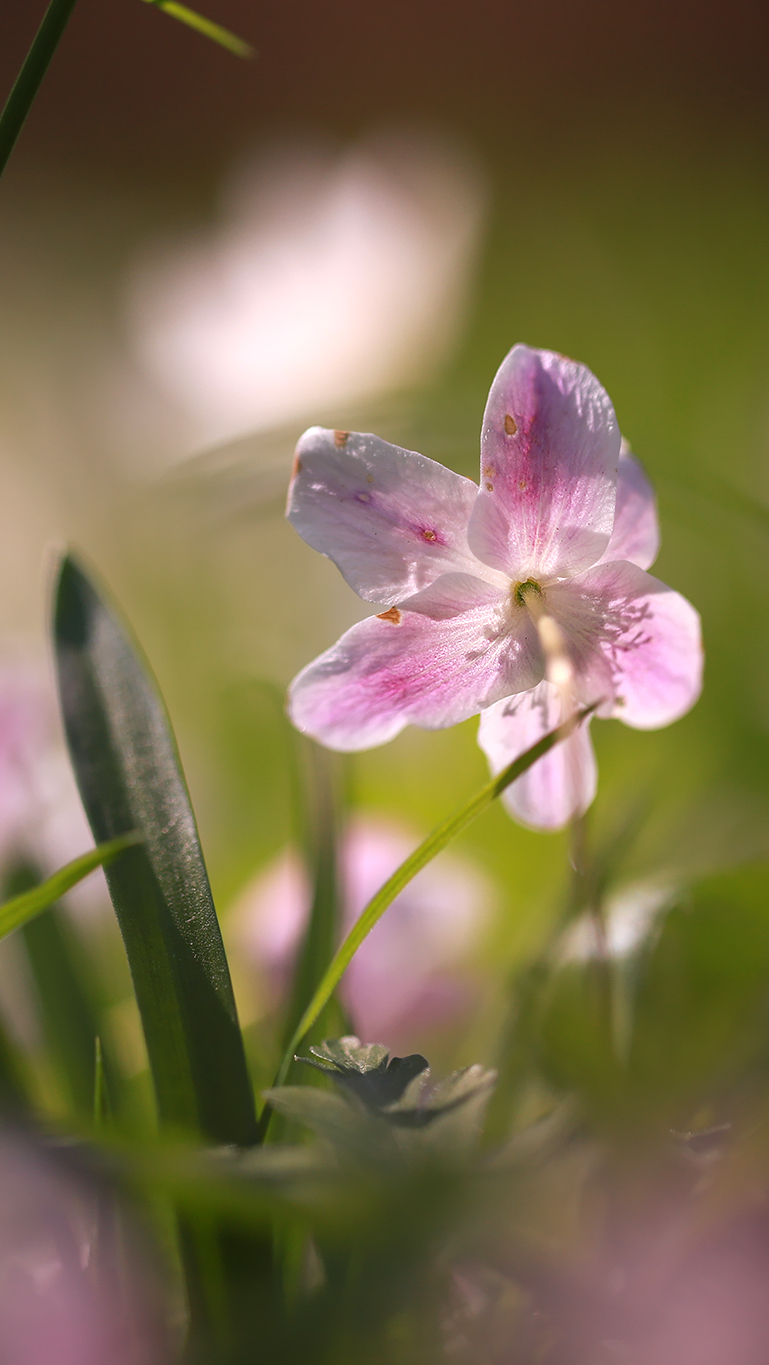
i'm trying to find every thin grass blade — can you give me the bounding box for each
[141,0,254,57]
[264,703,597,1114]
[0,835,139,940]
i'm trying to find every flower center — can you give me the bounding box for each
[513,578,542,609]
[513,578,574,694]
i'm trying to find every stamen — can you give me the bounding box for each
[517,580,584,830]
[515,580,575,695]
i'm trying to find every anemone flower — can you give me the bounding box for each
[0,1131,169,1365]
[286,344,702,830]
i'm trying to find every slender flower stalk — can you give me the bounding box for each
[0,0,80,180]
[262,702,596,1116]
[234,820,491,1050]
[139,0,254,58]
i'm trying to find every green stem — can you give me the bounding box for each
[0,0,81,180]
[259,702,597,1134]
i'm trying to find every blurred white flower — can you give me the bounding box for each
[231,818,492,1051]
[560,881,674,962]
[126,130,486,454]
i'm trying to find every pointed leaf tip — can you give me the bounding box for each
[53,554,256,1145]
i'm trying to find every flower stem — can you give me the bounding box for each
[257,701,598,1139]
[0,0,81,181]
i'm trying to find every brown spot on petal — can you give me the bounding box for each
[365,472,374,483]
[291,453,302,479]
[519,479,527,490]
[356,491,372,503]
[504,414,517,435]
[421,528,438,542]
[334,430,349,447]
[485,481,494,492]
[377,607,402,624]
[483,464,496,479]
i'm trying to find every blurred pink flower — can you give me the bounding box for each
[231,820,491,1050]
[286,344,702,830]
[0,1131,169,1365]
[0,663,92,885]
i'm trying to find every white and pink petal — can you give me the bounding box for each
[478,682,597,831]
[287,426,485,605]
[288,574,543,751]
[598,444,659,570]
[546,560,703,728]
[468,345,621,581]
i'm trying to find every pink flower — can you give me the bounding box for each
[0,1131,169,1365]
[231,820,491,1051]
[286,345,702,830]
[0,663,93,883]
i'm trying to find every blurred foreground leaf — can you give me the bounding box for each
[23,905,120,1121]
[54,556,256,1145]
[629,864,769,1123]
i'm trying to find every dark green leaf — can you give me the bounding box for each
[0,0,80,179]
[294,1037,495,1140]
[54,555,256,1145]
[299,1037,430,1110]
[383,1062,497,1132]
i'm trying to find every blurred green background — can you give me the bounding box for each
[2,0,769,1085]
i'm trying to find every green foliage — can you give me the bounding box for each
[54,555,256,1145]
[15,559,769,1363]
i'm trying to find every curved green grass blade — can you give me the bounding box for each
[265,703,597,1110]
[141,0,254,57]
[0,836,139,940]
[54,556,257,1145]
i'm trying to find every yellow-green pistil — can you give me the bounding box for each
[514,578,543,609]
